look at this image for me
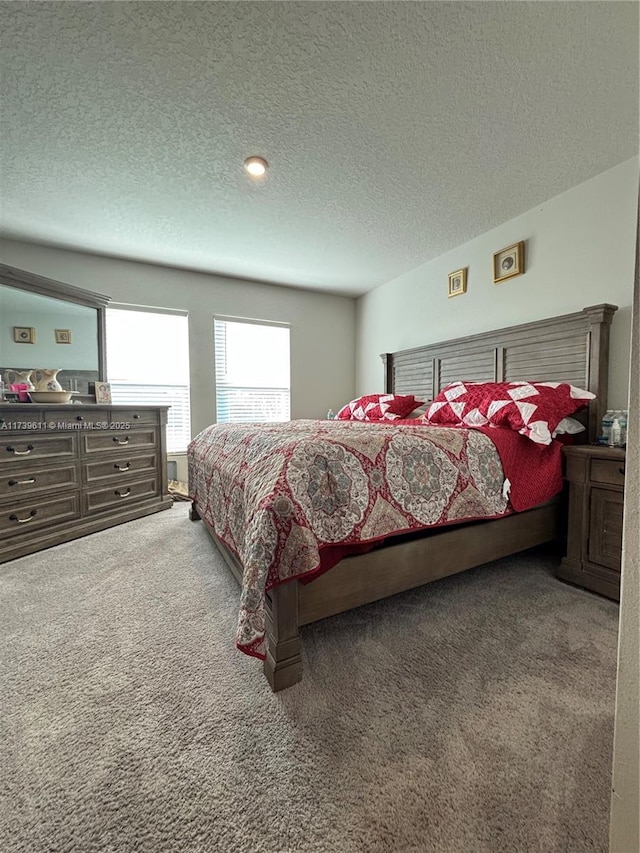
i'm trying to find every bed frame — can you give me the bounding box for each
[191,304,617,691]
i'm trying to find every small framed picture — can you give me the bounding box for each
[55,329,72,344]
[13,326,36,344]
[493,241,525,283]
[447,268,467,298]
[95,382,112,404]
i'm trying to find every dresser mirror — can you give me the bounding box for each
[0,264,110,398]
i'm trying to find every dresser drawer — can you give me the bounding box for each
[81,429,158,456]
[0,410,46,429]
[111,408,159,425]
[0,434,77,464]
[56,409,112,428]
[0,493,80,539]
[590,458,625,487]
[0,463,79,499]
[83,452,159,485]
[84,477,159,514]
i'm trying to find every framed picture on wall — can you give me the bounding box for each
[447,268,467,298]
[493,241,525,283]
[55,329,72,344]
[13,326,36,344]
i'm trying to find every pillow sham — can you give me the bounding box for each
[423,381,594,444]
[336,394,423,421]
[552,417,586,437]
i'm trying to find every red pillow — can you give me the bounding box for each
[423,381,595,444]
[337,394,423,421]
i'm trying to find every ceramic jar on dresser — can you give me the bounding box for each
[0,403,173,563]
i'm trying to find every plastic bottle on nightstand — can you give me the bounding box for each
[327,409,335,420]
[601,410,614,445]
[618,410,627,447]
[610,413,622,447]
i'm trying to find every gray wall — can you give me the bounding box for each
[356,158,638,410]
[0,238,357,452]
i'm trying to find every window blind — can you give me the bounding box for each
[109,383,191,454]
[214,318,290,423]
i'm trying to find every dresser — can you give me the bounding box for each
[0,403,173,563]
[558,445,625,601]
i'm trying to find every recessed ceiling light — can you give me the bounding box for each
[244,156,268,178]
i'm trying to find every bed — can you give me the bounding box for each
[189,304,616,691]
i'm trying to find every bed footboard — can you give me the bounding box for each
[193,502,304,690]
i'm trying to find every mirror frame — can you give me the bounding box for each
[0,263,111,379]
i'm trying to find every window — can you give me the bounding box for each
[214,318,290,423]
[106,307,191,453]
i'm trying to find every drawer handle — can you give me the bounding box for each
[8,477,37,486]
[115,488,131,498]
[114,462,131,471]
[9,509,37,524]
[133,414,140,419]
[76,415,85,422]
[6,444,34,456]
[113,436,129,445]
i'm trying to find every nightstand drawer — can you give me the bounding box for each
[588,487,624,570]
[591,458,625,487]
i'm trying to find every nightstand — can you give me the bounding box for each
[558,445,625,601]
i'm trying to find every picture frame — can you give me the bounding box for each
[55,329,72,344]
[95,382,112,404]
[447,268,467,298]
[13,326,36,344]
[493,241,525,283]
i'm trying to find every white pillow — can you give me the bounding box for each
[552,417,586,437]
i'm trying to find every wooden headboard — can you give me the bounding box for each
[381,304,617,443]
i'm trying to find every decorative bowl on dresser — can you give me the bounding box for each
[558,444,625,601]
[0,403,173,563]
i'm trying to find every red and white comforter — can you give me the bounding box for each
[188,419,563,658]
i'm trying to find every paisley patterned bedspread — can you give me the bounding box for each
[188,419,515,659]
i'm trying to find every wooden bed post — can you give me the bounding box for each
[583,304,616,443]
[264,581,303,691]
[189,501,201,521]
[381,353,393,394]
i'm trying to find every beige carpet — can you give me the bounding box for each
[0,503,619,853]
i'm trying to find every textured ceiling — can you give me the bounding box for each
[0,1,638,296]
